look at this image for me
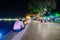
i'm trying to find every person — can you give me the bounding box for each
[40,17,43,23]
[13,18,25,32]
[23,19,27,26]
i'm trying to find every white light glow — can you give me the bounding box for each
[44,9,47,11]
[0,18,19,21]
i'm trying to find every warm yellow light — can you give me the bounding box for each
[26,16,30,18]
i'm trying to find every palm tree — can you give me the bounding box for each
[28,0,56,16]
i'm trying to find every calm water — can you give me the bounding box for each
[0,21,15,35]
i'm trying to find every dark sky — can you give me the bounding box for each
[55,0,60,12]
[0,0,60,18]
[0,0,28,18]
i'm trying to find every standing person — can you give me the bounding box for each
[13,18,25,32]
[40,17,43,23]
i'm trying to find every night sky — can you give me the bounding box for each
[0,0,60,18]
[55,0,60,12]
[0,0,28,18]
